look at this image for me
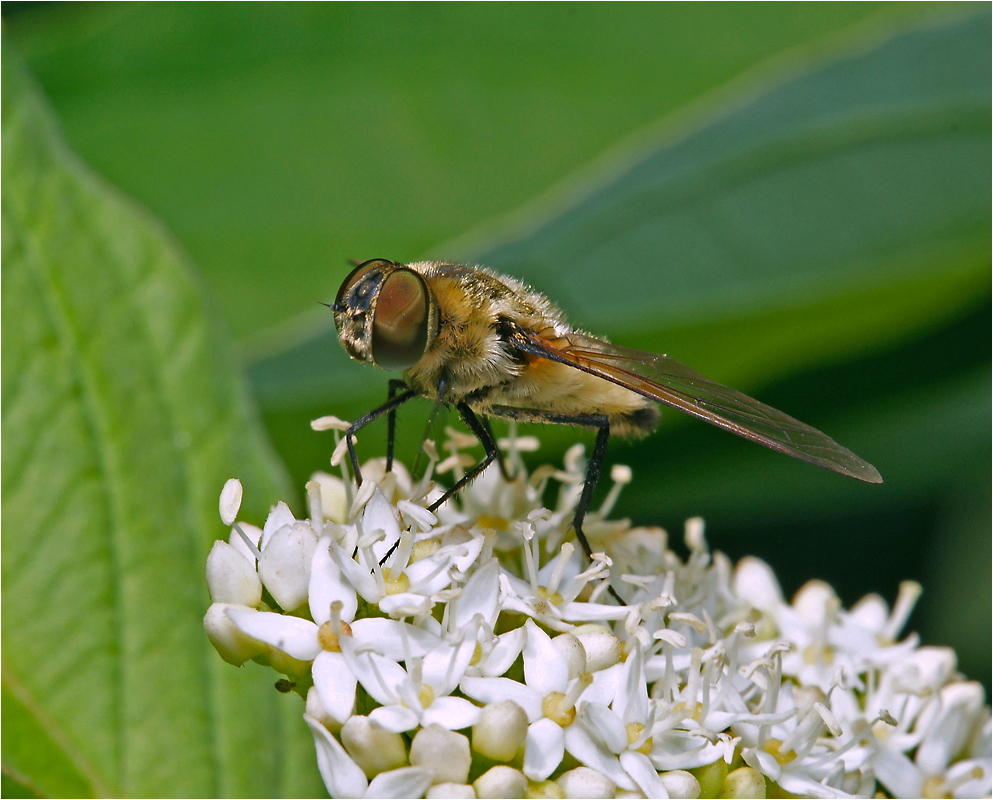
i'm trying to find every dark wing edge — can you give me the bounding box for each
[510,325,882,484]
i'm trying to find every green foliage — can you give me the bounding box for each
[1,43,323,798]
[3,4,989,796]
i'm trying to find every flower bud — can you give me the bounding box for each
[572,627,622,672]
[526,779,565,798]
[410,724,471,785]
[474,766,527,799]
[472,700,529,761]
[552,633,587,679]
[206,540,262,606]
[340,715,408,778]
[720,766,765,798]
[203,603,266,665]
[426,783,476,799]
[557,766,615,799]
[259,522,318,611]
[305,686,341,734]
[659,769,701,798]
[310,471,349,524]
[690,759,727,797]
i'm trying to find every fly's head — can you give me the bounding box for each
[333,259,438,371]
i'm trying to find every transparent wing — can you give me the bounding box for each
[513,327,882,484]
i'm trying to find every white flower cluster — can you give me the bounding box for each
[205,423,991,799]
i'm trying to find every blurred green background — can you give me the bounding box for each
[3,3,990,796]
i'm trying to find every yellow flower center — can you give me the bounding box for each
[542,692,576,726]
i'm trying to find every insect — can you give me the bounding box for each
[332,258,882,572]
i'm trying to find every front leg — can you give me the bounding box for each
[487,406,621,602]
[425,403,501,513]
[345,387,416,487]
[385,379,408,473]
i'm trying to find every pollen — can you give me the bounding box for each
[763,738,796,765]
[317,619,353,651]
[476,514,508,531]
[382,568,410,595]
[626,722,652,755]
[542,692,576,727]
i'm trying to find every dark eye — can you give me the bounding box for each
[335,259,395,308]
[372,269,429,369]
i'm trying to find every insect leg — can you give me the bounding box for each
[480,416,512,481]
[346,388,417,486]
[426,403,500,513]
[385,379,408,474]
[485,406,622,602]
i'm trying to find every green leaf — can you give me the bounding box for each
[7,3,932,343]
[460,11,989,383]
[1,43,324,797]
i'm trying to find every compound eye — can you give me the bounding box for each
[335,259,394,308]
[372,269,429,369]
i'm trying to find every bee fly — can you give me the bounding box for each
[332,259,881,573]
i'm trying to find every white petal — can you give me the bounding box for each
[379,592,434,618]
[732,556,784,612]
[616,648,649,725]
[480,627,526,677]
[448,534,485,575]
[350,618,443,660]
[258,522,319,612]
[422,696,482,730]
[916,681,986,774]
[404,553,459,597]
[310,537,357,624]
[422,636,476,696]
[582,663,620,708]
[871,742,923,798]
[620,751,668,799]
[261,501,297,549]
[741,747,781,781]
[367,767,434,800]
[523,718,565,781]
[524,620,569,694]
[454,558,500,630]
[339,636,407,706]
[225,607,321,661]
[312,651,357,725]
[581,702,627,754]
[304,713,368,799]
[206,540,262,607]
[368,704,421,734]
[331,541,382,603]
[397,499,437,532]
[563,724,636,791]
[363,489,401,554]
[461,676,543,722]
[557,601,630,623]
[228,522,262,563]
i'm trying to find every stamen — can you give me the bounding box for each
[881,581,923,643]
